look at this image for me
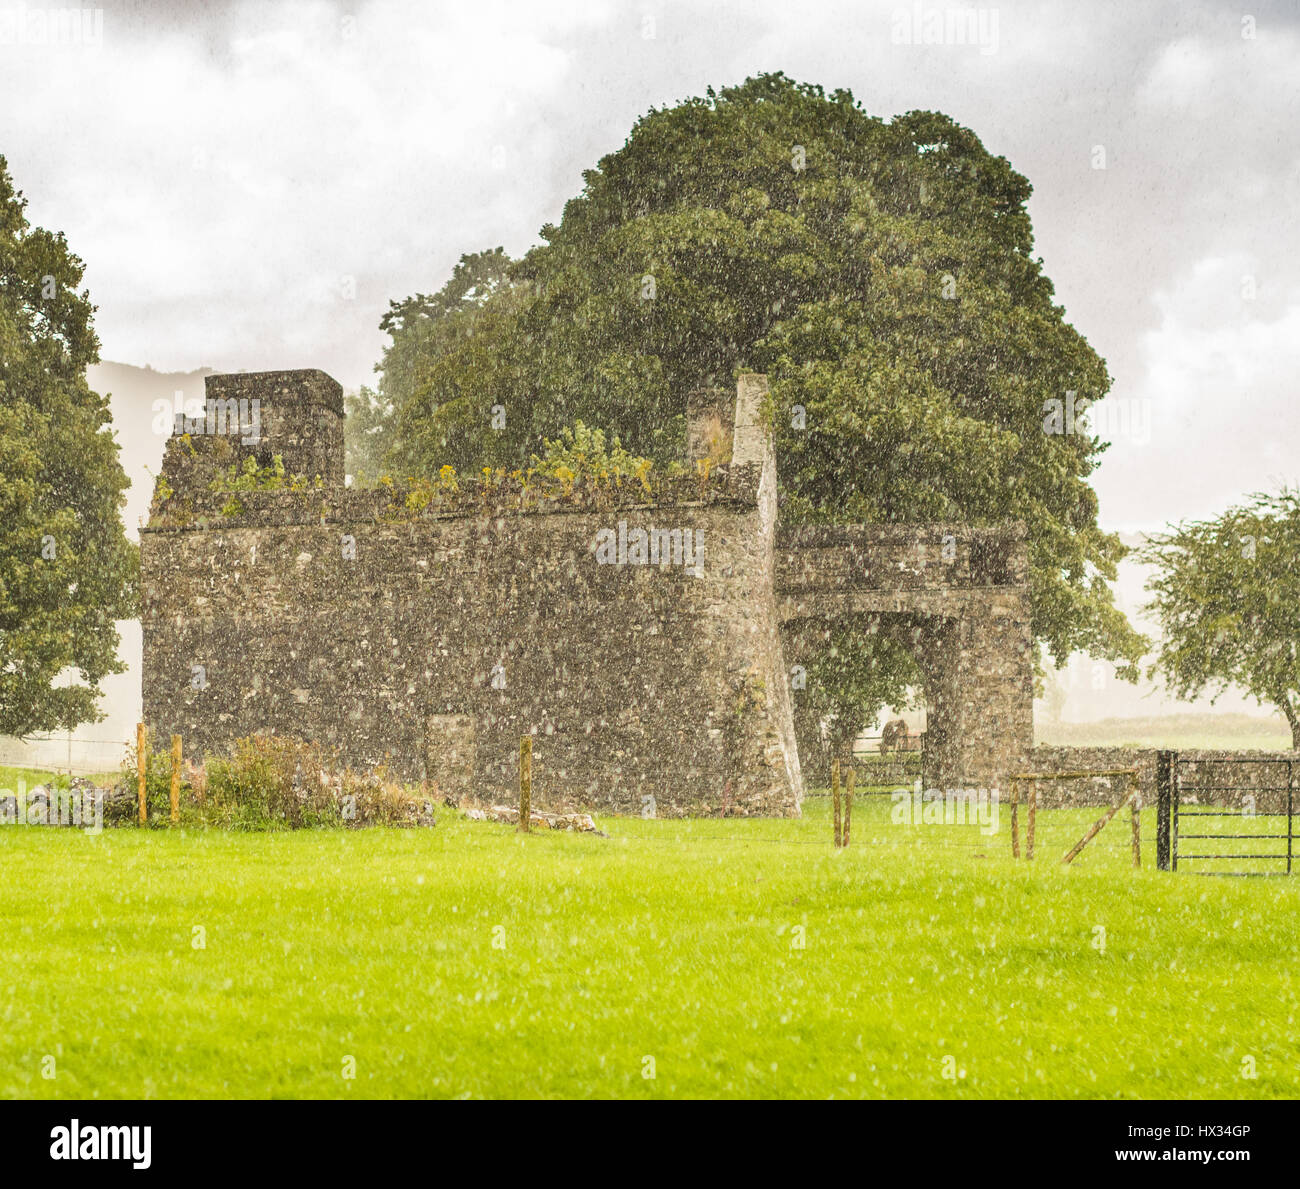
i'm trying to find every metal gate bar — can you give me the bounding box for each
[1159,753,1296,876]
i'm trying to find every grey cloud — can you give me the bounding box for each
[0,0,1295,532]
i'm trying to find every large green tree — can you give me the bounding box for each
[1141,491,1300,749]
[379,74,1145,736]
[378,246,514,473]
[0,156,136,737]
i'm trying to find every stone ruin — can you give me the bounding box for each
[140,369,1035,816]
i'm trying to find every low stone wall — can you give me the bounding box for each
[1025,745,1300,809]
[1026,746,1157,808]
[850,754,925,788]
[1172,751,1299,813]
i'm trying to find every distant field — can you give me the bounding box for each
[1036,713,1293,752]
[1,792,1296,1099]
[0,765,118,793]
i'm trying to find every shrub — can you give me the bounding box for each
[204,735,341,830]
[208,455,324,509]
[530,422,654,497]
[339,767,435,827]
[111,735,435,831]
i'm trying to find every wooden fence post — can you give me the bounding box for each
[1010,777,1020,858]
[1026,779,1037,860]
[518,736,532,833]
[831,758,842,848]
[136,722,147,826]
[843,768,854,849]
[1011,767,1143,867]
[170,734,182,825]
[1129,771,1141,868]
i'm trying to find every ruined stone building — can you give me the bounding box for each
[141,369,1034,815]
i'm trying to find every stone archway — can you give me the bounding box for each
[775,524,1034,795]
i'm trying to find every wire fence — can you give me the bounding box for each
[0,734,134,780]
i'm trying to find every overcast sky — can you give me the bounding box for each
[3,0,1298,533]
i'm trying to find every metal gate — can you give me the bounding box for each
[1156,751,1295,876]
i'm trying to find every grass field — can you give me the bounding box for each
[1035,712,1294,752]
[0,765,117,792]
[1,790,1297,1099]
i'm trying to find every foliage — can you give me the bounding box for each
[340,766,431,826]
[202,735,341,830]
[530,422,655,496]
[343,386,396,482]
[109,736,433,831]
[112,734,202,827]
[209,454,323,496]
[204,454,323,518]
[373,423,663,516]
[377,247,514,474]
[0,155,137,736]
[1140,489,1300,748]
[376,73,1145,723]
[791,623,925,782]
[217,453,287,491]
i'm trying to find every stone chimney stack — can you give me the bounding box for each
[685,373,770,468]
[204,369,343,485]
[157,368,344,504]
[730,373,769,467]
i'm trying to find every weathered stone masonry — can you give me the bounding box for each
[141,368,1036,815]
[776,522,1035,795]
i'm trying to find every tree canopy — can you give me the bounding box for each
[374,73,1145,737]
[371,246,513,474]
[1141,490,1300,749]
[0,156,136,737]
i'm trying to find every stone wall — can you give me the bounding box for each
[1026,745,1300,809]
[1166,750,1298,813]
[1025,746,1157,808]
[776,523,1035,796]
[142,366,1044,817]
[847,754,924,787]
[142,370,802,817]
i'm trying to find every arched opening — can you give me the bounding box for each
[781,612,953,789]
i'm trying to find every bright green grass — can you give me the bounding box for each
[1,794,1296,1099]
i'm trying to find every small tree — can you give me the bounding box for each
[790,621,924,782]
[376,246,513,475]
[1140,489,1300,748]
